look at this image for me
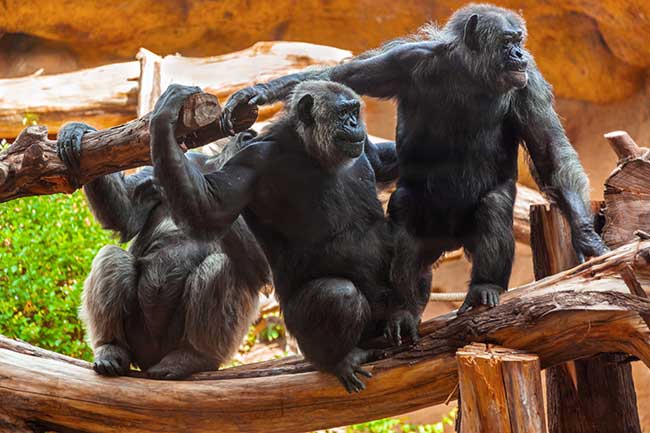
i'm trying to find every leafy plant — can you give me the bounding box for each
[347,408,457,433]
[0,191,121,360]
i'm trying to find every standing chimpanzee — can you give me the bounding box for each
[149,82,417,393]
[220,3,609,313]
[56,124,270,379]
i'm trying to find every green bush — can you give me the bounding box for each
[0,191,120,360]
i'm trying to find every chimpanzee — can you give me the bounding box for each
[56,124,270,379]
[220,3,608,313]
[148,82,419,393]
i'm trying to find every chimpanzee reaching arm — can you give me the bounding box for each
[512,65,609,261]
[57,123,160,242]
[220,41,441,135]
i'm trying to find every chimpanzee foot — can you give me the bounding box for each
[384,309,420,347]
[93,344,131,377]
[146,349,216,380]
[457,283,504,314]
[334,347,380,393]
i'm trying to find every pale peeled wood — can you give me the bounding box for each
[2,240,650,432]
[457,344,546,433]
[0,41,351,139]
[0,92,258,203]
[603,131,650,248]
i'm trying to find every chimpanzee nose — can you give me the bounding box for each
[514,48,524,59]
[346,117,358,128]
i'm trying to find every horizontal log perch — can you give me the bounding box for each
[0,92,257,203]
[0,42,351,139]
[2,240,650,433]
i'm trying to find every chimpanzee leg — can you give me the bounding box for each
[283,278,377,393]
[80,245,137,376]
[459,181,516,313]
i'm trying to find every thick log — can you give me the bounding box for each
[2,240,650,433]
[0,92,257,203]
[530,203,642,433]
[602,131,650,248]
[0,42,351,139]
[457,344,546,433]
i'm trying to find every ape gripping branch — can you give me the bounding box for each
[0,92,258,203]
[1,239,650,433]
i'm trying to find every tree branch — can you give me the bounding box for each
[1,240,649,433]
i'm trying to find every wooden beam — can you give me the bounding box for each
[0,92,257,203]
[1,240,650,432]
[530,203,642,433]
[457,344,546,433]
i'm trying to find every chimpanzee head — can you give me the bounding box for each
[447,4,530,93]
[290,81,367,169]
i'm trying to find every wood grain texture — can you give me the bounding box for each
[457,344,546,433]
[2,240,650,432]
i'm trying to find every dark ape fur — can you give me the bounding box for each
[57,123,270,379]
[221,3,609,313]
[149,83,418,393]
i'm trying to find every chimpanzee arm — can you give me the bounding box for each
[513,65,609,260]
[221,41,441,134]
[150,85,261,240]
[364,138,399,183]
[57,122,160,242]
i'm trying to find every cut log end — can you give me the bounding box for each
[604,130,644,160]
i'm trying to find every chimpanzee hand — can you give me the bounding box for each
[151,84,203,130]
[220,86,268,136]
[56,122,97,172]
[133,177,161,206]
[384,309,420,347]
[458,283,504,314]
[571,226,610,263]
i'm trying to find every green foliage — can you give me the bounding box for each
[347,408,457,433]
[0,191,120,360]
[22,112,39,126]
[258,311,285,343]
[0,139,8,151]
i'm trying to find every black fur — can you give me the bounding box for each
[56,123,270,379]
[149,83,419,393]
[221,3,609,313]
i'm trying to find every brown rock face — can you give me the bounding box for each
[1,0,649,103]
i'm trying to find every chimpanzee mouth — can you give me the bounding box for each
[339,139,365,158]
[507,69,528,88]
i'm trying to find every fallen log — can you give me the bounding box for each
[1,240,649,433]
[0,92,257,203]
[0,42,351,139]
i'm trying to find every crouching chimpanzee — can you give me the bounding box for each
[149,82,418,393]
[56,124,270,379]
[221,3,609,313]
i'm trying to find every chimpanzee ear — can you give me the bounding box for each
[297,94,314,125]
[463,14,480,52]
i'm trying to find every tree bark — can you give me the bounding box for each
[457,344,546,433]
[1,239,650,433]
[0,92,257,203]
[530,203,642,433]
[602,130,650,249]
[0,42,351,139]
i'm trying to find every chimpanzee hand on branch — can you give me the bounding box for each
[56,122,97,173]
[151,84,203,131]
[220,86,268,136]
[571,225,610,263]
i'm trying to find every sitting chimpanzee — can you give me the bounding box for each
[220,3,609,313]
[57,124,270,379]
[148,82,418,393]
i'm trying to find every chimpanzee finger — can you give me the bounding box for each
[349,373,366,392]
[408,322,420,343]
[393,322,402,346]
[458,299,471,314]
[354,366,373,378]
[70,131,83,169]
[489,291,498,307]
[480,290,488,306]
